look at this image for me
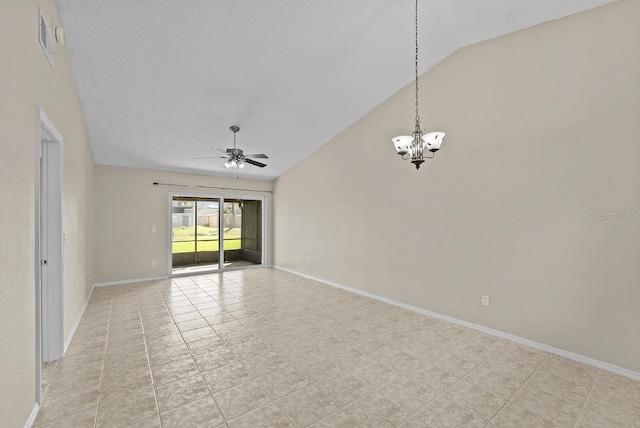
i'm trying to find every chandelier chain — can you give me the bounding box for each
[414,0,420,128]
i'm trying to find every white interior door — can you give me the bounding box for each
[36,108,64,372]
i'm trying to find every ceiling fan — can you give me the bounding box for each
[195,125,268,169]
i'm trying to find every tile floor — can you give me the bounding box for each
[37,269,640,427]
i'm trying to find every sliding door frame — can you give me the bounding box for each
[167,191,266,277]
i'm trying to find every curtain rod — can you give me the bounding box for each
[152,182,273,194]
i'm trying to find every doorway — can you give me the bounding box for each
[35,107,64,405]
[170,194,264,274]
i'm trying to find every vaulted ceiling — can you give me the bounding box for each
[57,0,616,180]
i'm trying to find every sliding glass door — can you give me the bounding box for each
[223,199,263,268]
[171,195,263,274]
[171,197,221,273]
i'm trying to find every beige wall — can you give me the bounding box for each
[274,0,640,372]
[95,166,274,283]
[0,0,95,426]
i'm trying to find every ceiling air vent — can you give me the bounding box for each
[39,7,53,66]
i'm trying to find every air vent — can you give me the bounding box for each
[39,7,53,66]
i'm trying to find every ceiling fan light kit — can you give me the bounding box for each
[194,125,269,171]
[392,0,445,169]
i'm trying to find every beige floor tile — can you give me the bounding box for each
[574,405,632,428]
[509,383,582,426]
[397,417,430,428]
[65,338,107,357]
[151,355,199,386]
[172,311,204,324]
[36,408,96,428]
[202,360,253,394]
[408,364,458,393]
[416,396,485,428]
[41,270,640,428]
[537,355,598,390]
[348,357,397,387]
[315,373,369,408]
[243,351,288,377]
[168,304,197,315]
[154,374,210,414]
[145,323,180,339]
[181,326,218,343]
[124,415,162,428]
[219,329,259,347]
[186,336,227,356]
[100,380,154,408]
[213,379,272,420]
[525,368,590,406]
[42,361,59,379]
[490,402,559,428]
[104,342,147,363]
[145,333,185,352]
[103,353,148,376]
[276,340,320,364]
[148,342,191,368]
[45,365,103,397]
[464,364,522,400]
[199,306,227,318]
[589,371,640,405]
[41,376,54,398]
[255,365,310,400]
[309,410,360,428]
[207,313,240,327]
[342,390,407,427]
[292,354,342,383]
[581,394,640,427]
[54,353,104,375]
[230,338,271,360]
[379,377,442,413]
[276,386,338,427]
[160,395,224,428]
[176,317,210,332]
[194,347,239,372]
[430,345,485,378]
[96,388,157,428]
[36,387,99,425]
[442,380,507,422]
[227,402,293,428]
[102,357,149,382]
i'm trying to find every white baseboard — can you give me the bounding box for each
[24,403,39,428]
[274,266,640,381]
[64,284,95,353]
[94,276,168,287]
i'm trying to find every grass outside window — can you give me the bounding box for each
[172,226,242,253]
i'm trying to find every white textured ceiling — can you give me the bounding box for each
[57,0,616,180]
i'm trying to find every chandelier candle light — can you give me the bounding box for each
[392,0,445,169]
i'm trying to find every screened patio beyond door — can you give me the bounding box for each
[171,195,263,273]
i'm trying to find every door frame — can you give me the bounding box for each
[167,191,266,276]
[35,107,64,403]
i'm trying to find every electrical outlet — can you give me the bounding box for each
[306,258,311,268]
[151,225,157,233]
[150,260,156,268]
[481,295,490,306]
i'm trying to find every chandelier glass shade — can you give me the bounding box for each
[392,0,445,169]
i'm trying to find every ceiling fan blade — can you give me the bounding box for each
[193,156,226,159]
[244,158,267,168]
[244,154,269,159]
[213,148,228,154]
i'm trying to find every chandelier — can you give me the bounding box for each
[392,0,445,169]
